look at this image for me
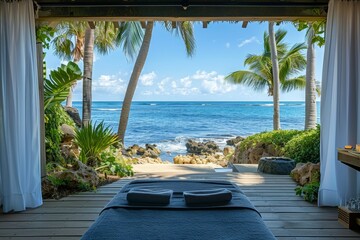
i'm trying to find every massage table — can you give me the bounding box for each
[81,180,276,240]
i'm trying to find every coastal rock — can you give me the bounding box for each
[64,106,82,127]
[173,153,228,167]
[226,136,245,146]
[59,124,79,160]
[60,124,76,142]
[223,147,234,156]
[60,142,79,160]
[290,162,320,186]
[232,142,281,164]
[42,160,99,199]
[131,157,163,164]
[257,157,296,175]
[185,140,221,155]
[126,144,161,159]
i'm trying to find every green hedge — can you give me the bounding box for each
[284,125,320,163]
[238,129,302,154]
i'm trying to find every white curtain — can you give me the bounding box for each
[319,0,360,206]
[0,0,43,212]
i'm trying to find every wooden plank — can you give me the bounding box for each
[0,221,93,229]
[0,228,87,237]
[0,165,359,239]
[242,21,248,28]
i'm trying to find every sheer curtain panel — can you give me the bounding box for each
[0,0,43,212]
[319,0,360,206]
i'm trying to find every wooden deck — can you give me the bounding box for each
[0,164,359,240]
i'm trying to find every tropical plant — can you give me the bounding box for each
[96,147,134,177]
[225,29,307,130]
[117,21,196,144]
[44,61,82,110]
[75,121,119,167]
[295,171,320,202]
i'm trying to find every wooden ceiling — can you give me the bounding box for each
[36,0,329,21]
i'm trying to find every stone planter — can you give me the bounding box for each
[257,157,295,175]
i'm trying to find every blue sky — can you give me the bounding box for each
[45,22,324,101]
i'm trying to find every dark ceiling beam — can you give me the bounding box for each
[37,5,327,21]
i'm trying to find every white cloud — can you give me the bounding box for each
[171,81,177,89]
[141,90,153,96]
[238,36,260,48]
[192,70,237,94]
[172,87,201,96]
[180,76,192,88]
[140,71,156,86]
[93,74,126,94]
[225,42,230,48]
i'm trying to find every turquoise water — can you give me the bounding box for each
[73,101,320,161]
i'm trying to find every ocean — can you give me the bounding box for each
[72,101,320,161]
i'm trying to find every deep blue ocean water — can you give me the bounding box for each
[72,101,320,161]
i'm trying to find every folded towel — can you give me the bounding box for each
[183,188,232,206]
[127,188,173,205]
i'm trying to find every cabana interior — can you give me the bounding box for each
[1,0,360,239]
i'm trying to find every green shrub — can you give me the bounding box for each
[96,147,134,177]
[295,180,320,203]
[45,105,75,163]
[239,129,302,153]
[75,121,119,166]
[284,125,320,163]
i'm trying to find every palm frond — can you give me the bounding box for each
[115,21,144,60]
[95,22,117,55]
[177,22,196,57]
[44,61,83,110]
[280,76,306,92]
[225,70,268,91]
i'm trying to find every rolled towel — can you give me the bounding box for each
[127,188,173,205]
[184,188,232,206]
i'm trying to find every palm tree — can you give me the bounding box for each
[117,21,196,144]
[82,22,117,127]
[304,24,317,130]
[52,21,117,126]
[52,22,87,107]
[225,29,307,129]
[268,22,281,130]
[294,21,325,130]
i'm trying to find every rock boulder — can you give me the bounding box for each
[290,162,320,186]
[64,106,82,127]
[226,136,245,146]
[185,140,221,155]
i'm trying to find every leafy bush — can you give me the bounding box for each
[284,125,320,163]
[295,181,320,202]
[295,169,320,203]
[75,122,119,166]
[45,105,75,163]
[96,147,134,177]
[239,129,302,153]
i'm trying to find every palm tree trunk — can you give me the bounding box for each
[305,25,317,130]
[268,22,281,130]
[82,27,95,127]
[65,88,73,107]
[117,21,154,144]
